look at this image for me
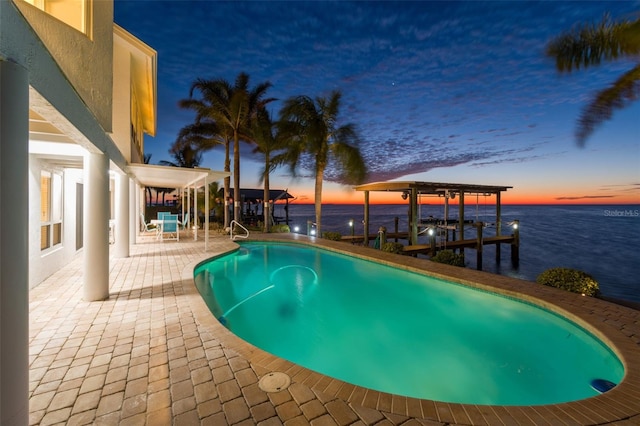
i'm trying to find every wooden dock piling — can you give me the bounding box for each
[511,219,520,266]
[475,222,483,270]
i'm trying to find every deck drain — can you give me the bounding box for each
[258,372,291,392]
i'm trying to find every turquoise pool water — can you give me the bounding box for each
[194,242,624,406]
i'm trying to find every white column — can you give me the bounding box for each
[113,171,129,258]
[129,179,137,244]
[193,185,198,241]
[136,185,144,243]
[181,189,185,229]
[186,187,191,231]
[0,60,29,426]
[83,152,110,301]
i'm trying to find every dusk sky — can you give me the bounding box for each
[114,1,640,204]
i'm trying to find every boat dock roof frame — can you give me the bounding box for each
[354,181,513,246]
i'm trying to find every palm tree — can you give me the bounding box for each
[277,90,367,235]
[159,142,204,210]
[250,107,287,232]
[159,141,203,169]
[178,94,232,226]
[178,73,274,225]
[546,14,640,146]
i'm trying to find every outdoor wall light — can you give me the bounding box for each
[293,225,300,233]
[310,229,316,236]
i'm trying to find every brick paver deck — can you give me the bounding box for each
[29,233,640,425]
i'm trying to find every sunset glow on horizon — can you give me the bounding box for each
[283,186,640,206]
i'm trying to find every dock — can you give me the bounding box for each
[402,235,516,255]
[341,232,410,243]
[350,181,520,270]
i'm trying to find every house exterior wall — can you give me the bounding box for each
[0,2,157,418]
[12,0,114,132]
[3,0,156,290]
[28,157,84,288]
[112,35,133,163]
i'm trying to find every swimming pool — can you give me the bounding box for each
[194,241,624,406]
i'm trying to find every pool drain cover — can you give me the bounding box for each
[259,372,291,392]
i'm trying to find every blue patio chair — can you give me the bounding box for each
[157,211,171,221]
[161,214,179,241]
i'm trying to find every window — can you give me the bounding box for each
[41,171,63,251]
[23,0,92,35]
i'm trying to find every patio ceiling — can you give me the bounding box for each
[127,163,230,189]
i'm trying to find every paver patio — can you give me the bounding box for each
[28,232,640,425]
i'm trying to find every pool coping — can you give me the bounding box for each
[183,233,640,425]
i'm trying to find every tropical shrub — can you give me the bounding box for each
[431,250,465,267]
[381,242,404,254]
[536,267,600,296]
[210,222,228,235]
[270,224,290,233]
[322,231,342,241]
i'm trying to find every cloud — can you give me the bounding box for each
[555,195,617,200]
[598,183,640,192]
[114,0,638,180]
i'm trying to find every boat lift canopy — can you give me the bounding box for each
[354,181,512,245]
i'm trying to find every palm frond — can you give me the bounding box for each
[175,122,222,151]
[234,72,250,91]
[330,140,367,184]
[576,64,640,146]
[276,90,367,187]
[547,14,640,72]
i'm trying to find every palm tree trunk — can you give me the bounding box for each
[264,154,270,233]
[314,165,324,236]
[233,132,241,224]
[223,140,231,228]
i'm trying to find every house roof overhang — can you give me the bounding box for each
[127,164,230,189]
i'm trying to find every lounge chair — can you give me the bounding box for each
[161,214,179,241]
[178,214,189,231]
[140,214,157,234]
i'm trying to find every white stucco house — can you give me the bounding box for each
[0,1,227,424]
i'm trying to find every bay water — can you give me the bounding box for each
[277,203,640,304]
